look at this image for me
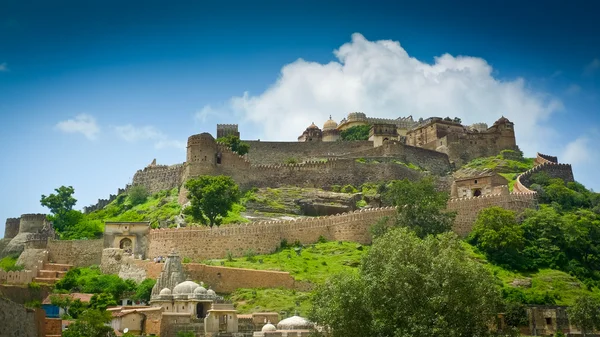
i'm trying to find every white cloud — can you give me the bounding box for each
[565,84,582,96]
[55,114,100,140]
[195,105,221,123]
[0,62,8,72]
[561,136,592,165]
[584,58,600,76]
[114,124,184,150]
[208,33,561,156]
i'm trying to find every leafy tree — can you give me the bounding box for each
[383,178,455,238]
[183,176,240,227]
[177,332,196,337]
[521,207,568,270]
[133,278,156,303]
[89,293,118,311]
[216,135,250,155]
[128,184,149,205]
[502,302,529,328]
[568,295,600,336]
[56,267,136,300]
[468,207,526,269]
[340,125,370,141]
[63,309,116,337]
[310,228,501,337]
[453,117,462,124]
[40,185,77,232]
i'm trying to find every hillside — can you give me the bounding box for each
[461,150,535,190]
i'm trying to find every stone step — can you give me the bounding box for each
[37,270,68,279]
[44,263,73,272]
[33,277,60,284]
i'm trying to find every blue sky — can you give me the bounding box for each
[1,0,599,236]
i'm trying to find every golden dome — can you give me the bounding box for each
[323,115,338,130]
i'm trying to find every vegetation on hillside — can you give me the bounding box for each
[462,150,535,190]
[216,135,250,156]
[0,254,24,271]
[340,125,370,141]
[184,175,240,227]
[228,288,312,316]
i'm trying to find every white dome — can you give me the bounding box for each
[159,288,172,296]
[173,281,200,295]
[206,289,216,296]
[194,286,207,295]
[262,323,277,332]
[277,316,313,330]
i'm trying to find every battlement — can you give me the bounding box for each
[250,158,340,171]
[133,162,185,195]
[514,159,574,194]
[19,214,47,222]
[535,152,558,165]
[148,207,396,259]
[4,218,20,239]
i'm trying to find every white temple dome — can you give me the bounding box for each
[194,286,207,294]
[262,323,277,332]
[173,280,200,295]
[159,288,172,296]
[276,316,313,330]
[207,289,216,296]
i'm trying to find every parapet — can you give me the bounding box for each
[18,214,49,234]
[535,153,558,166]
[4,218,20,239]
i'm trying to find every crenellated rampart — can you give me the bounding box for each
[535,152,558,166]
[514,160,575,193]
[4,218,20,239]
[83,187,128,214]
[148,207,396,260]
[448,191,538,236]
[132,163,184,195]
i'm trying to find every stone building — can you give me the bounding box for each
[368,123,399,147]
[405,116,517,165]
[337,112,417,136]
[297,123,323,142]
[451,169,509,198]
[217,124,240,139]
[104,222,150,259]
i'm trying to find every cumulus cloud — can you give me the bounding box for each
[584,58,600,76]
[195,105,221,123]
[561,136,592,165]
[207,33,562,156]
[55,114,100,140]
[0,62,8,72]
[114,124,185,149]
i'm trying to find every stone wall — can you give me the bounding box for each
[148,207,396,260]
[185,264,296,293]
[83,186,127,214]
[132,164,184,195]
[535,152,558,166]
[47,239,103,266]
[514,162,575,194]
[4,218,20,239]
[0,284,52,305]
[45,318,62,336]
[0,297,44,337]
[244,140,375,165]
[447,192,538,236]
[0,269,35,284]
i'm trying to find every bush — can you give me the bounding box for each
[341,185,358,193]
[340,125,370,141]
[0,254,24,271]
[182,257,191,264]
[317,235,328,243]
[356,199,368,208]
[285,157,298,165]
[330,185,342,193]
[245,249,257,262]
[128,185,149,205]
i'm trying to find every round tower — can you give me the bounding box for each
[186,133,218,177]
[19,214,48,233]
[4,218,20,239]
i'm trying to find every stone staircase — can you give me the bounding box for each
[32,262,73,284]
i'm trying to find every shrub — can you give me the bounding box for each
[226,250,235,262]
[317,235,328,243]
[128,185,149,205]
[356,199,368,208]
[341,185,358,193]
[182,257,191,264]
[245,249,257,262]
[331,185,342,193]
[0,254,24,271]
[285,157,298,165]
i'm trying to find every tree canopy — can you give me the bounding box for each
[568,295,600,336]
[310,228,501,337]
[383,178,455,238]
[183,175,240,227]
[41,185,77,232]
[340,125,370,141]
[63,309,116,337]
[216,135,250,156]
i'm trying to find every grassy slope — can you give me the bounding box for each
[462,155,535,191]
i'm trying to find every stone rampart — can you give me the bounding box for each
[0,269,35,284]
[132,164,184,195]
[47,239,103,266]
[0,297,44,337]
[4,218,20,239]
[515,162,575,193]
[447,192,538,236]
[244,140,375,165]
[148,207,396,260]
[535,152,558,166]
[19,214,48,233]
[83,187,127,213]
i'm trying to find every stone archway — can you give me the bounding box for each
[473,189,482,197]
[119,238,133,251]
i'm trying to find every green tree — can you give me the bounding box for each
[63,309,116,337]
[469,207,526,269]
[340,125,370,141]
[128,184,149,205]
[40,185,77,232]
[216,135,250,155]
[183,176,240,227]
[89,293,118,311]
[310,228,501,337]
[133,278,156,303]
[568,295,600,336]
[384,178,455,238]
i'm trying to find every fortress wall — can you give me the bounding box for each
[47,239,103,266]
[19,214,48,233]
[132,164,184,195]
[445,132,517,166]
[0,269,35,284]
[243,140,374,165]
[516,162,575,194]
[4,218,20,239]
[83,187,127,214]
[448,192,538,236]
[535,153,558,166]
[185,264,296,293]
[148,207,395,260]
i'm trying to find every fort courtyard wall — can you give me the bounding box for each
[46,239,103,267]
[148,207,396,260]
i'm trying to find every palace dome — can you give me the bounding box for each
[173,281,200,295]
[159,288,172,296]
[276,316,313,330]
[262,323,277,332]
[323,116,338,130]
[307,122,319,130]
